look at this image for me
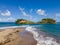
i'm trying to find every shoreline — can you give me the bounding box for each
[0,26,37,45]
[0,26,26,29]
[25,26,60,45]
[0,26,60,45]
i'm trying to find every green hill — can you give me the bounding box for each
[16,19,35,24]
[16,18,56,24]
[38,18,56,24]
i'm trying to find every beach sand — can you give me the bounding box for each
[0,28,37,45]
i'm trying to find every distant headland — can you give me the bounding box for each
[15,18,56,24]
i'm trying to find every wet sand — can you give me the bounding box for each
[0,28,37,45]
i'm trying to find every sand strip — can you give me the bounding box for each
[0,28,37,45]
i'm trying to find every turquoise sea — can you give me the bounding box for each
[0,22,60,37]
[25,24,60,45]
[0,22,60,45]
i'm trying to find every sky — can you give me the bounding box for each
[0,0,60,22]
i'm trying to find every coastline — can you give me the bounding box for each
[0,26,27,29]
[25,26,60,45]
[0,26,60,45]
[0,26,37,45]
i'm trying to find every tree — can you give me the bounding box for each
[15,19,35,24]
[38,18,56,24]
[16,19,24,24]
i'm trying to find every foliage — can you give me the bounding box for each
[16,18,56,24]
[16,19,35,24]
[38,18,56,24]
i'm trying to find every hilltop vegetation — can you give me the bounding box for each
[16,18,56,24]
[16,19,35,24]
[38,18,56,24]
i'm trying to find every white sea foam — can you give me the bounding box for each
[0,25,29,29]
[26,26,60,45]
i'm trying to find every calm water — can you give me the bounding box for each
[0,22,60,37]
[0,22,20,27]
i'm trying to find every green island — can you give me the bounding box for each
[16,18,56,24]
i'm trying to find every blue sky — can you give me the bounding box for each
[0,0,60,22]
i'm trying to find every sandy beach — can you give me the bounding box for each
[0,27,37,45]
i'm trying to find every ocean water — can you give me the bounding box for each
[0,22,20,27]
[25,24,60,45]
[0,22,60,45]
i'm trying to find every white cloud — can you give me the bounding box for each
[7,17,16,21]
[19,7,28,16]
[0,10,11,16]
[0,18,2,21]
[53,13,60,21]
[36,9,47,16]
[56,13,60,17]
[29,15,33,20]
[30,9,33,13]
[0,17,16,22]
[19,7,33,20]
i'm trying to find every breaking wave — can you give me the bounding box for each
[26,26,60,45]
